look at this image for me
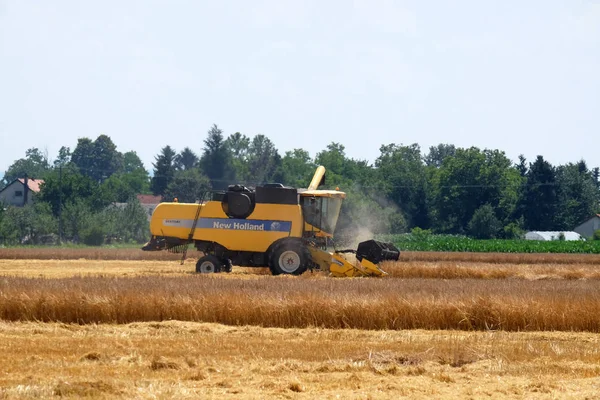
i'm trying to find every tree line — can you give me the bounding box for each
[1,124,599,245]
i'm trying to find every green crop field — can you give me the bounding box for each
[379,234,600,254]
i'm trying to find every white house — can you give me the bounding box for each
[525,231,582,241]
[0,178,44,207]
[574,214,600,239]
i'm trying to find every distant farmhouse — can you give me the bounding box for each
[113,194,162,222]
[0,178,44,207]
[136,194,162,221]
[574,214,600,239]
[525,231,582,241]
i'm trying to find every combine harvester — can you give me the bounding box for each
[142,166,400,277]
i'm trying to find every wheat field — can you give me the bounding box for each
[0,247,191,260]
[2,251,600,398]
[1,321,600,399]
[3,247,600,264]
[2,273,600,331]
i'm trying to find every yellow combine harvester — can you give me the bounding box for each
[142,166,400,277]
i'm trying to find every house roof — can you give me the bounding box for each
[574,214,600,228]
[0,178,44,194]
[136,194,162,204]
[17,178,44,192]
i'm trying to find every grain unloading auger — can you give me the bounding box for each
[142,166,400,277]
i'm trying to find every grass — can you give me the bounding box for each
[1,321,600,399]
[2,274,600,331]
[381,234,600,253]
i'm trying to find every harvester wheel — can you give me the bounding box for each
[195,255,222,274]
[269,241,309,276]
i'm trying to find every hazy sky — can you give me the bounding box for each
[1,1,599,176]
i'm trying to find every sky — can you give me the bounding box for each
[1,0,599,176]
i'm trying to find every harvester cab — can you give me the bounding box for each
[142,165,400,277]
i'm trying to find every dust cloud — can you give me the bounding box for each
[334,185,404,250]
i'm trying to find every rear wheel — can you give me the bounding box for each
[269,241,309,275]
[195,255,222,274]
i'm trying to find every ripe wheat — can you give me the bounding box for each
[1,275,599,331]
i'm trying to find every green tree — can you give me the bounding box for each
[116,197,151,243]
[423,143,456,168]
[521,155,559,230]
[555,161,599,230]
[38,167,107,216]
[121,151,147,174]
[150,146,177,196]
[281,148,315,188]
[70,138,95,174]
[246,134,282,184]
[60,199,94,243]
[0,206,4,236]
[114,151,150,197]
[503,217,525,239]
[71,135,123,182]
[100,174,136,203]
[225,132,251,182]
[53,146,71,168]
[91,134,122,181]
[315,143,348,180]
[226,132,251,158]
[376,143,429,229]
[468,204,502,239]
[314,142,369,191]
[164,169,211,203]
[200,124,233,190]
[0,202,57,245]
[516,154,528,177]
[512,155,529,225]
[434,147,522,233]
[2,147,50,184]
[174,147,200,171]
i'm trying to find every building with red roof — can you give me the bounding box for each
[0,178,44,207]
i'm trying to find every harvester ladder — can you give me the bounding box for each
[180,194,206,265]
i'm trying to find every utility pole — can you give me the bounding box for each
[23,175,29,206]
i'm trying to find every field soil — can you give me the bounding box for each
[1,321,600,399]
[1,251,600,398]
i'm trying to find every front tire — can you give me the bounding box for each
[196,255,222,274]
[269,241,309,275]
